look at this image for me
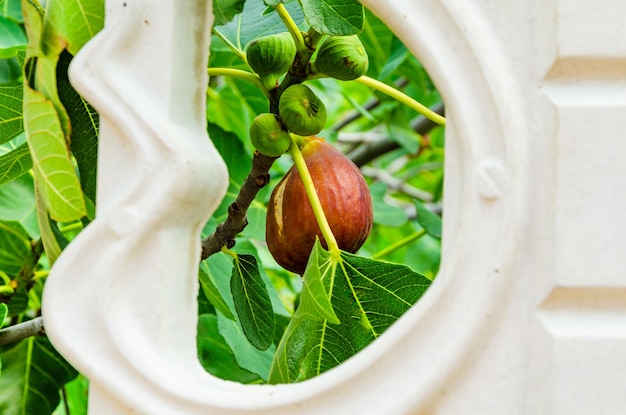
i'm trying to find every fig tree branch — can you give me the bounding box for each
[0,317,45,346]
[348,101,445,167]
[200,152,277,260]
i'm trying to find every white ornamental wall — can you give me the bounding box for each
[40,0,626,414]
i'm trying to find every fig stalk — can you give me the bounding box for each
[288,136,340,255]
[355,76,446,126]
[275,3,305,50]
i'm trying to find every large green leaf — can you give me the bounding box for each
[296,240,338,323]
[370,182,408,227]
[1,0,24,23]
[378,35,410,81]
[206,79,255,143]
[23,85,86,221]
[212,0,246,27]
[57,52,99,203]
[204,251,277,380]
[0,15,26,58]
[0,336,78,415]
[387,105,420,153]
[230,253,275,350]
[0,220,31,276]
[217,311,276,380]
[269,241,432,383]
[0,57,22,85]
[415,199,442,239]
[0,221,37,316]
[34,181,63,265]
[207,122,252,185]
[197,314,262,384]
[214,0,305,50]
[0,303,7,325]
[0,141,31,186]
[199,266,235,320]
[0,85,23,145]
[0,303,6,375]
[51,374,88,415]
[44,0,104,56]
[298,0,364,36]
[359,9,394,78]
[0,173,39,239]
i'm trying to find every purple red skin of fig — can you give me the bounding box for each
[266,137,373,274]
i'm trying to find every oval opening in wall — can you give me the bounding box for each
[199,0,447,392]
[196,1,525,412]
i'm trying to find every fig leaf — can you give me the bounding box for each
[296,239,340,324]
[269,243,432,383]
[415,200,442,239]
[298,0,364,36]
[230,254,276,351]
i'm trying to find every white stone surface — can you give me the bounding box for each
[41,0,626,414]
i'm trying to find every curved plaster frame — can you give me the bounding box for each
[42,0,528,414]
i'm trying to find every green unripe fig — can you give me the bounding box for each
[278,84,327,136]
[250,113,291,157]
[245,32,296,90]
[315,35,369,81]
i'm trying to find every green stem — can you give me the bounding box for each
[0,271,11,286]
[207,67,269,98]
[275,3,305,50]
[355,76,446,126]
[0,285,14,295]
[57,222,82,234]
[371,229,426,260]
[221,246,238,259]
[32,270,49,281]
[305,27,324,50]
[212,28,247,62]
[288,136,340,254]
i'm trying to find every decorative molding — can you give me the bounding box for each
[41,0,621,413]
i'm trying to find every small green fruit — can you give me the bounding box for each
[278,84,327,136]
[245,32,296,89]
[250,113,291,157]
[315,35,369,81]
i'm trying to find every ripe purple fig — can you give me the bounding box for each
[266,137,373,274]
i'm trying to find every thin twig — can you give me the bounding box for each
[0,317,45,345]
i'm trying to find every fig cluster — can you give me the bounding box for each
[246,32,369,157]
[266,137,373,274]
[249,83,328,157]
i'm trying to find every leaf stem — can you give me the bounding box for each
[57,221,83,234]
[212,28,247,62]
[288,137,340,254]
[355,76,446,126]
[371,229,426,260]
[0,271,11,285]
[32,270,50,281]
[221,246,238,259]
[207,67,269,97]
[275,3,305,50]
